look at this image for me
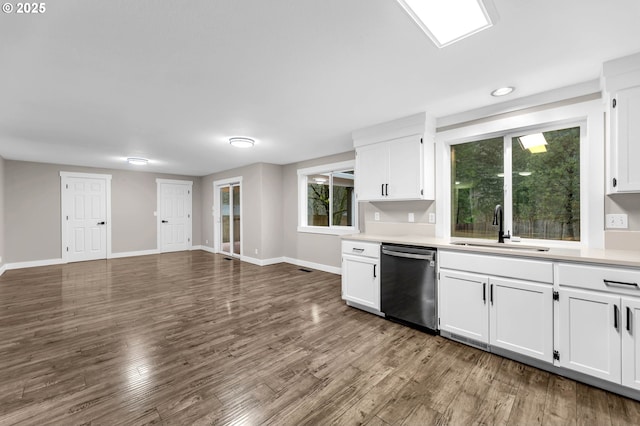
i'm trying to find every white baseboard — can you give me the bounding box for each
[110,249,160,259]
[1,252,341,276]
[282,257,341,275]
[195,245,216,254]
[241,255,285,267]
[6,258,65,271]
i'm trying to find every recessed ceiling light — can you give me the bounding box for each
[491,86,515,97]
[229,137,255,148]
[127,157,148,165]
[519,171,533,176]
[397,0,495,48]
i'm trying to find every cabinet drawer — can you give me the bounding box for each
[439,250,553,283]
[558,263,640,296]
[342,240,380,259]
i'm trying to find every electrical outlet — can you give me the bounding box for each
[205,240,209,244]
[374,212,380,221]
[254,248,258,255]
[428,213,436,224]
[606,214,628,229]
[408,213,415,223]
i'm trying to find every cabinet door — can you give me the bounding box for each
[439,269,489,344]
[622,297,640,390]
[355,143,388,201]
[342,255,380,310]
[489,278,553,362]
[612,85,640,192]
[559,288,621,383]
[387,135,423,200]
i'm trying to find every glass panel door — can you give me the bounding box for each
[232,184,241,256]
[219,183,241,257]
[220,186,231,255]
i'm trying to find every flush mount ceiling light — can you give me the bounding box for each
[396,0,495,48]
[491,86,514,97]
[314,177,328,184]
[229,137,255,148]
[518,171,533,176]
[127,157,148,165]
[519,133,548,153]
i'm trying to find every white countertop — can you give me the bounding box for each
[343,233,640,268]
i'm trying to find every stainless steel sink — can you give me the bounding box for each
[450,241,550,252]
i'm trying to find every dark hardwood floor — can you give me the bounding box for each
[1,251,639,425]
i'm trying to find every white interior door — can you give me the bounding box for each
[61,173,111,262]
[157,180,192,253]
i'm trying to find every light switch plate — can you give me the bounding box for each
[606,214,628,229]
[428,213,436,224]
[374,212,380,221]
[408,213,415,223]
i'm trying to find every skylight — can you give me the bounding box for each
[397,0,494,48]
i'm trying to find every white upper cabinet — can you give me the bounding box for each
[352,112,435,201]
[355,142,389,201]
[603,52,640,193]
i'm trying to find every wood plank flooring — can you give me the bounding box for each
[1,250,639,425]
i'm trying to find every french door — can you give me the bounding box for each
[216,180,241,257]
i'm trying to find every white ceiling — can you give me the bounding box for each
[1,0,639,176]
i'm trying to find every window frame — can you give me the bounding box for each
[435,99,604,249]
[297,160,358,235]
[449,122,584,245]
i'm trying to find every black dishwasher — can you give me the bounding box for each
[380,244,437,332]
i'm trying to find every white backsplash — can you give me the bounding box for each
[364,221,436,237]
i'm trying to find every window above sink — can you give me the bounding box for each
[451,125,581,243]
[436,98,604,250]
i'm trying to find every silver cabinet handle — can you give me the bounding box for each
[352,248,365,253]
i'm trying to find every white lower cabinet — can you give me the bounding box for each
[439,270,488,343]
[558,288,621,383]
[439,267,553,362]
[558,288,640,389]
[341,241,380,312]
[623,298,640,390]
[490,277,554,362]
[557,262,640,391]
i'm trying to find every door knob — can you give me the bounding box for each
[97,221,106,225]
[162,220,168,223]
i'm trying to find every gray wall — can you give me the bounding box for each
[261,163,284,260]
[201,162,283,261]
[0,156,4,268]
[282,151,355,268]
[4,160,201,263]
